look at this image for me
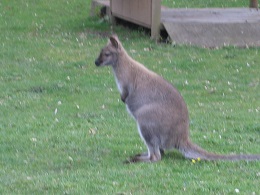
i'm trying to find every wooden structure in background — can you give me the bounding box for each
[109,0,161,40]
[91,0,161,40]
[91,0,260,47]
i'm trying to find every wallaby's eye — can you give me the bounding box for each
[105,53,110,57]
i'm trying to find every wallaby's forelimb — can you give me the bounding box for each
[121,89,128,103]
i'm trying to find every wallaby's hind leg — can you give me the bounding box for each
[125,124,163,163]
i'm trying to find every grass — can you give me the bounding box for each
[0,0,259,194]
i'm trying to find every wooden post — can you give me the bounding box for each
[109,0,116,25]
[151,0,161,41]
[90,0,98,16]
[249,0,258,8]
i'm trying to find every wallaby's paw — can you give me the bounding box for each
[123,155,145,164]
[124,153,162,163]
[123,159,132,164]
[123,153,148,164]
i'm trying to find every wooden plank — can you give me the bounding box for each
[161,8,260,24]
[110,0,152,28]
[162,8,260,47]
[138,0,151,26]
[151,0,161,40]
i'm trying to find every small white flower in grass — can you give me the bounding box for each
[112,181,119,186]
[30,138,37,142]
[57,101,62,105]
[235,189,239,193]
[54,108,58,115]
[89,128,96,135]
[198,102,204,107]
[27,176,32,180]
[68,156,73,162]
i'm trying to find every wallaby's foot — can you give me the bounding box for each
[123,153,146,164]
[124,152,162,163]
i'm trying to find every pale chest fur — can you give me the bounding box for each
[113,71,123,94]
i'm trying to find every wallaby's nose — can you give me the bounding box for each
[95,59,100,66]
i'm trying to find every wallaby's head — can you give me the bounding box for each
[95,35,121,67]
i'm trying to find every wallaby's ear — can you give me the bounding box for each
[109,35,120,49]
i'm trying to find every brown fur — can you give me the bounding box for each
[95,35,260,163]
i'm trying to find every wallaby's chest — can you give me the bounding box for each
[114,76,123,94]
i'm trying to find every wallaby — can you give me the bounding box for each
[95,35,260,163]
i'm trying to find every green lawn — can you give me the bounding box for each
[0,0,259,194]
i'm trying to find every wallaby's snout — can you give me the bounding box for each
[95,49,112,67]
[95,51,103,66]
[95,57,101,66]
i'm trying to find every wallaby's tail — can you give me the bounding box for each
[179,140,260,161]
